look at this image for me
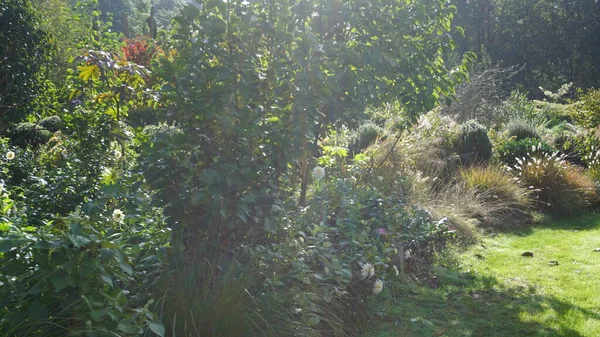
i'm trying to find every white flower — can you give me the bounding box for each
[373,279,383,295]
[312,166,325,181]
[112,209,125,222]
[392,265,399,277]
[114,150,122,160]
[361,263,375,278]
[6,151,15,161]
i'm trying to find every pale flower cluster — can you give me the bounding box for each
[112,209,125,223]
[361,262,375,279]
[312,166,325,180]
[6,151,15,161]
[373,279,383,295]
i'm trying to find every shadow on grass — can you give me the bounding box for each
[487,211,600,238]
[362,265,597,337]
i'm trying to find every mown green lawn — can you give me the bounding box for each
[362,213,600,337]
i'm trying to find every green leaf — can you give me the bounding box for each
[100,248,114,261]
[0,239,14,252]
[100,272,114,287]
[77,64,100,82]
[113,249,134,276]
[68,223,90,247]
[118,261,133,276]
[50,270,70,291]
[117,321,139,334]
[90,309,106,322]
[148,320,166,337]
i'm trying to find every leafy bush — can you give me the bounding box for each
[572,88,600,128]
[252,173,454,334]
[122,36,163,68]
[510,153,598,215]
[349,122,382,155]
[457,120,492,165]
[500,91,537,122]
[7,122,53,147]
[0,189,169,336]
[505,119,541,140]
[496,138,553,166]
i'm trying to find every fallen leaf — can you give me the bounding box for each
[433,328,449,336]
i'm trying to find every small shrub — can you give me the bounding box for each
[121,36,163,68]
[349,122,381,155]
[7,122,53,147]
[496,138,553,166]
[505,119,541,140]
[39,115,63,132]
[500,91,536,121]
[510,153,597,215]
[457,120,492,165]
[573,88,600,128]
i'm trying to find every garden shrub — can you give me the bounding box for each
[496,138,553,166]
[431,179,532,231]
[0,188,169,336]
[0,0,53,126]
[572,88,600,128]
[457,120,492,165]
[505,118,541,140]
[510,153,598,215]
[7,122,53,147]
[349,122,382,155]
[39,115,63,132]
[253,174,454,335]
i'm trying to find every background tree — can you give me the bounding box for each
[0,0,53,128]
[453,0,600,94]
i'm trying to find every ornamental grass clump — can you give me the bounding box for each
[505,118,542,140]
[431,167,533,231]
[510,152,599,215]
[460,166,532,208]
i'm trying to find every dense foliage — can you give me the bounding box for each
[2,0,600,336]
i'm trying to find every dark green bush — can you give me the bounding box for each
[496,138,553,166]
[350,122,382,155]
[39,115,63,132]
[7,122,52,147]
[457,120,492,165]
[505,119,541,140]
